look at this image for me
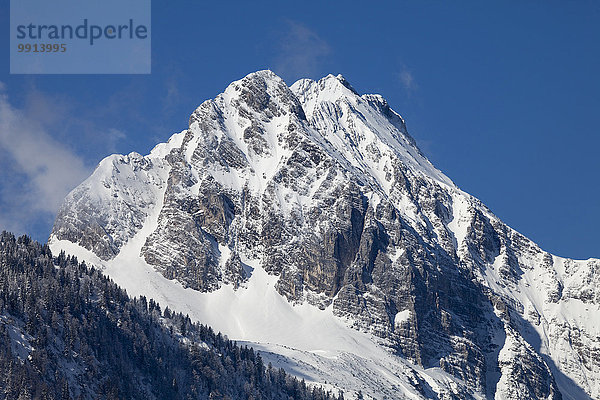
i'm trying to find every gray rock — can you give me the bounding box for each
[51,70,599,399]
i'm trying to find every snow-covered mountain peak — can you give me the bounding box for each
[291,72,453,190]
[50,70,600,400]
[291,73,360,115]
[220,69,304,117]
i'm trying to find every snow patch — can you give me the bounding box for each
[395,310,412,326]
[0,314,34,362]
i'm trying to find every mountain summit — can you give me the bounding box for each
[50,71,599,399]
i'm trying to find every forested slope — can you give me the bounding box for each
[0,232,342,400]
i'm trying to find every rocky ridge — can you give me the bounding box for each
[51,71,599,399]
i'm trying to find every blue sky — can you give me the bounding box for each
[0,1,598,259]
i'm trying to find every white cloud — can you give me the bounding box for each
[274,21,331,82]
[0,91,91,238]
[400,70,415,91]
[398,64,418,95]
[106,128,126,153]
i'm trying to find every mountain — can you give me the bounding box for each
[0,231,342,400]
[49,70,599,399]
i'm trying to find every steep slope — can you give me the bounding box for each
[0,232,342,400]
[50,71,599,399]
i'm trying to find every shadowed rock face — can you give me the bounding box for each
[52,70,600,399]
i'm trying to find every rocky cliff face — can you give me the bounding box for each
[51,70,599,399]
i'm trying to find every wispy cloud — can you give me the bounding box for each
[163,75,181,115]
[0,90,91,238]
[398,64,418,94]
[274,21,331,82]
[106,128,127,153]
